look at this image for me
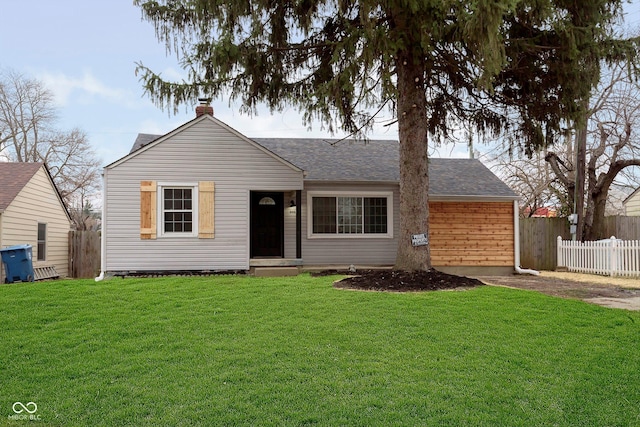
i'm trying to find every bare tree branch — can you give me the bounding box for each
[0,69,102,230]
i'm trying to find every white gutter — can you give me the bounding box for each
[513,200,539,276]
[95,170,107,282]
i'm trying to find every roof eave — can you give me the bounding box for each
[622,187,640,204]
[303,179,518,200]
[41,163,73,224]
[304,179,399,185]
[428,195,519,202]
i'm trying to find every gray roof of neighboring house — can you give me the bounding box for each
[129,134,517,199]
[0,162,43,212]
[130,133,161,153]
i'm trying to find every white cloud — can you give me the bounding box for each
[37,70,135,108]
[158,66,187,82]
[212,104,399,141]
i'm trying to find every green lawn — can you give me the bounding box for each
[1,274,639,426]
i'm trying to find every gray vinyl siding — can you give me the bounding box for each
[104,118,303,272]
[0,167,71,281]
[301,182,399,265]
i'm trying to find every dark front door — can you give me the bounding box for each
[250,192,284,258]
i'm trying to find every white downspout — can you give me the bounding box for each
[95,170,107,282]
[513,199,539,275]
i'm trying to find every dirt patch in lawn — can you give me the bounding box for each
[476,271,640,299]
[316,269,484,292]
[475,271,640,310]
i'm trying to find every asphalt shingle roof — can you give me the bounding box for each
[0,162,43,212]
[129,134,517,199]
[255,138,517,198]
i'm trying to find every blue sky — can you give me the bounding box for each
[0,1,400,166]
[1,1,639,167]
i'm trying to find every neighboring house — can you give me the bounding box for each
[0,163,72,282]
[522,206,558,218]
[100,105,520,277]
[623,187,640,216]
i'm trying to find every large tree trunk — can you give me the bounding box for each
[574,124,587,241]
[394,49,431,271]
[584,191,608,241]
[544,151,575,216]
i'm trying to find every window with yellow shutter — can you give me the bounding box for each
[140,181,215,239]
[140,181,157,239]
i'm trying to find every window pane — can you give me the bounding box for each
[37,223,46,261]
[338,197,362,234]
[37,223,46,240]
[312,197,336,233]
[164,212,174,232]
[163,188,193,233]
[164,189,174,210]
[364,197,388,233]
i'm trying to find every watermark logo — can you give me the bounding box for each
[8,402,41,421]
[12,402,37,414]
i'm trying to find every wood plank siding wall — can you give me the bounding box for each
[429,201,514,266]
[0,167,70,280]
[103,118,303,272]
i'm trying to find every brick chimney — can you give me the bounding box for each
[196,98,214,117]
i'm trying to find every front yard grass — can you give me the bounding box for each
[1,274,638,426]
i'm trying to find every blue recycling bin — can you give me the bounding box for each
[0,244,34,283]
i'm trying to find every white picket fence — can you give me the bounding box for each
[557,236,640,277]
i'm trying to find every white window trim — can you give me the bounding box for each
[157,182,199,238]
[306,191,394,239]
[37,222,47,261]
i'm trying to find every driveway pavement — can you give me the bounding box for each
[475,271,640,311]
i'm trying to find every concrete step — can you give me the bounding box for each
[252,267,300,277]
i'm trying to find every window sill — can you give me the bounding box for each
[307,233,393,239]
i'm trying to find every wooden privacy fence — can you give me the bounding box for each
[556,236,640,277]
[519,216,640,271]
[519,217,570,271]
[69,231,101,278]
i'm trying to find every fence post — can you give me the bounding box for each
[610,236,617,277]
[557,236,563,268]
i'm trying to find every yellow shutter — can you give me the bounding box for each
[198,181,215,239]
[140,181,157,240]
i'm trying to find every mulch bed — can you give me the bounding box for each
[313,269,484,292]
